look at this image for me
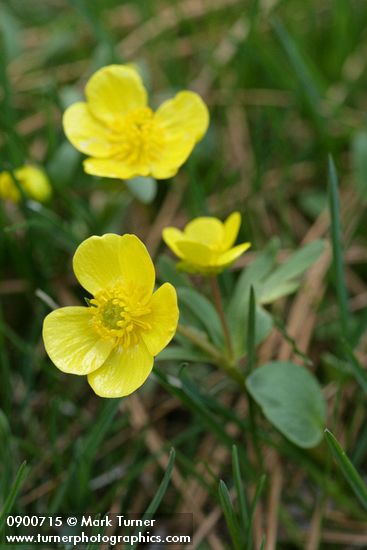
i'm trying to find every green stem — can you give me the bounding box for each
[177,324,246,391]
[210,276,234,361]
[176,324,226,364]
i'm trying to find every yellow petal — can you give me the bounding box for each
[142,283,179,356]
[88,341,153,397]
[162,227,185,258]
[222,212,241,250]
[85,65,147,126]
[150,133,195,179]
[155,91,209,142]
[42,307,114,375]
[216,242,251,268]
[84,157,150,179]
[174,240,214,267]
[73,233,155,296]
[63,102,113,157]
[184,217,224,248]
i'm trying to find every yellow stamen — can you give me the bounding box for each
[109,107,165,166]
[91,283,151,348]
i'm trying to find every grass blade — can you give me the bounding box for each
[324,429,367,511]
[131,448,176,550]
[232,445,249,533]
[271,17,323,125]
[144,448,176,515]
[218,480,243,550]
[0,461,28,531]
[328,156,349,338]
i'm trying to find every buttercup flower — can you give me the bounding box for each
[43,234,179,398]
[0,165,51,203]
[163,212,251,275]
[63,64,209,180]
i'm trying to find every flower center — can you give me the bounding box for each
[90,283,151,348]
[109,107,165,166]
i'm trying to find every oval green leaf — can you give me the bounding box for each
[246,361,326,448]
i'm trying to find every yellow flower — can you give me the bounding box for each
[63,64,209,180]
[0,165,51,203]
[163,212,251,275]
[42,234,179,398]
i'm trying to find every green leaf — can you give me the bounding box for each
[351,130,367,200]
[246,361,326,448]
[125,176,157,204]
[259,240,325,304]
[218,480,243,550]
[265,240,325,285]
[227,240,324,356]
[227,242,278,356]
[325,429,367,511]
[260,280,300,304]
[228,240,278,318]
[229,239,324,315]
[0,462,28,531]
[177,287,223,347]
[230,303,273,359]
